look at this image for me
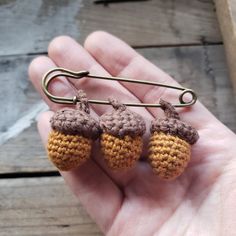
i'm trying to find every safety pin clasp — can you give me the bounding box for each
[42,68,197,108]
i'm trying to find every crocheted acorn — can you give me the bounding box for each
[100,99,146,170]
[47,91,100,171]
[148,99,199,180]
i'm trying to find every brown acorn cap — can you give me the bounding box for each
[100,99,146,138]
[50,90,101,140]
[151,99,199,145]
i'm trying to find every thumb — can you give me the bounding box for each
[37,110,123,233]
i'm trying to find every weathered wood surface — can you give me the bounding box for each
[0,177,102,236]
[0,55,40,135]
[214,0,236,93]
[0,0,221,56]
[1,45,236,174]
[1,1,234,235]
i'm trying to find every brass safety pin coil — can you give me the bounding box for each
[42,68,197,108]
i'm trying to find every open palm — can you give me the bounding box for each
[29,32,236,236]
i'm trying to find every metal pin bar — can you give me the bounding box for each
[42,67,197,107]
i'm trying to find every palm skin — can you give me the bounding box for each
[29,31,236,236]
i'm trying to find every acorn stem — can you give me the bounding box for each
[159,99,180,120]
[108,98,126,111]
[76,89,90,114]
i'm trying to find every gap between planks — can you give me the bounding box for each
[0,0,221,56]
[0,176,103,236]
[0,44,235,175]
[0,41,223,59]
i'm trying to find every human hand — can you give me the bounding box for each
[29,32,236,236]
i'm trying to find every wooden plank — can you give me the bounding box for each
[0,45,235,174]
[0,177,102,236]
[0,55,41,136]
[0,0,221,56]
[140,45,236,131]
[214,0,236,94]
[0,124,53,173]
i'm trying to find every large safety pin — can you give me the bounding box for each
[42,68,197,108]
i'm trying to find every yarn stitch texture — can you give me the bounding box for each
[101,133,143,170]
[149,132,190,180]
[51,108,101,139]
[100,98,146,138]
[47,131,91,171]
[100,99,145,170]
[148,99,199,180]
[47,90,100,171]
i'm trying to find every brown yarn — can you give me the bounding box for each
[151,118,198,145]
[47,89,100,171]
[76,89,90,114]
[108,98,126,111]
[148,99,199,180]
[50,108,101,139]
[159,98,180,120]
[50,90,101,139]
[100,99,145,170]
[100,98,146,138]
[151,100,199,144]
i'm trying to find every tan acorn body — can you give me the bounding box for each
[47,91,100,171]
[100,100,146,170]
[148,99,199,180]
[47,131,92,171]
[100,133,143,170]
[149,132,190,180]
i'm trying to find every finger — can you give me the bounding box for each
[47,36,153,120]
[28,55,122,183]
[29,56,99,122]
[29,56,122,231]
[37,111,122,233]
[28,56,76,111]
[29,42,148,188]
[84,31,219,129]
[47,35,155,185]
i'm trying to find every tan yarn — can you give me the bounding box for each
[100,99,145,170]
[101,133,143,170]
[151,117,198,145]
[47,131,91,171]
[100,98,145,138]
[149,132,190,180]
[47,90,100,171]
[148,99,199,180]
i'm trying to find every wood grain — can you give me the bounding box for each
[214,0,236,94]
[0,45,235,174]
[0,1,233,236]
[0,0,221,56]
[0,177,102,236]
[0,55,39,134]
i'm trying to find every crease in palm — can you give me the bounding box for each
[29,32,236,236]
